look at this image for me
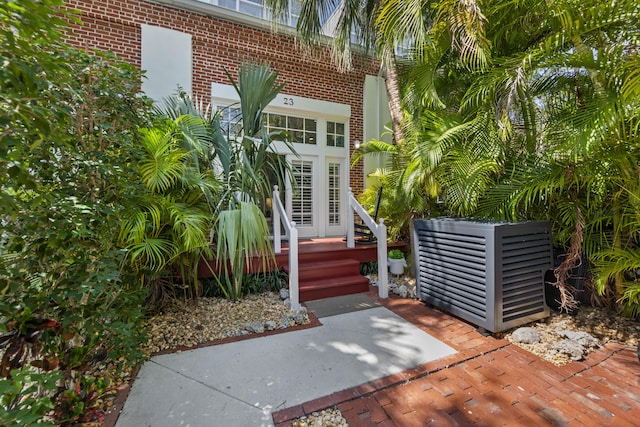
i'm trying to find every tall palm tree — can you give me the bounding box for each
[266,0,489,145]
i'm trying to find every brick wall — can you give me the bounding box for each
[62,0,374,192]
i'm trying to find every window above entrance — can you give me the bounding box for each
[218,107,320,146]
[265,113,317,145]
[219,106,241,135]
[326,121,345,147]
[212,82,351,153]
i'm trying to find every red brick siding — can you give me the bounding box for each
[62,0,373,192]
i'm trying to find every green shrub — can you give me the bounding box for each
[360,261,378,276]
[1,0,152,423]
[0,368,60,427]
[201,269,288,298]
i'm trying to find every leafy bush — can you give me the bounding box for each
[388,249,404,260]
[1,0,152,423]
[0,368,60,427]
[201,269,288,298]
[133,65,294,303]
[242,269,288,295]
[119,113,219,307]
[360,261,378,276]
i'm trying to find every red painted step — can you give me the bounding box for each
[299,275,370,302]
[293,259,370,302]
[297,259,362,282]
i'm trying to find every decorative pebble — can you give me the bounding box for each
[265,320,277,331]
[142,292,305,354]
[244,321,264,334]
[556,330,599,348]
[511,327,541,344]
[369,274,417,299]
[550,339,587,361]
[279,315,291,329]
[291,407,348,427]
[293,307,309,325]
[397,285,408,298]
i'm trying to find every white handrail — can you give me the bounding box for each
[346,187,388,299]
[272,185,300,310]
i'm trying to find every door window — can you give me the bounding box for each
[328,162,341,226]
[291,160,314,227]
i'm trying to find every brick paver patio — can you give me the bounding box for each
[274,289,640,426]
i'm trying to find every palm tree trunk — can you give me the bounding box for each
[381,46,405,144]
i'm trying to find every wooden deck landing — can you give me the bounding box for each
[275,237,407,267]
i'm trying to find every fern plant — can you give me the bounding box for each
[120,115,219,304]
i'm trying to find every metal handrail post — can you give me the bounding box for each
[288,224,299,310]
[271,185,299,310]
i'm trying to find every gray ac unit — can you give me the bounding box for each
[413,218,552,333]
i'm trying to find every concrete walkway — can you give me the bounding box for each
[114,289,640,427]
[115,299,456,427]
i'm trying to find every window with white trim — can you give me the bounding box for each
[265,113,317,145]
[203,0,301,27]
[326,121,345,147]
[217,107,320,146]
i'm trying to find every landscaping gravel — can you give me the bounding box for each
[141,292,308,355]
[291,407,348,427]
[500,306,640,365]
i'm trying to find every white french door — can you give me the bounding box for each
[286,156,346,238]
[324,158,346,236]
[287,156,318,238]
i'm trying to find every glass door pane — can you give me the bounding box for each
[328,162,341,226]
[291,159,314,228]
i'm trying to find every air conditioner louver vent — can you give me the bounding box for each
[413,219,552,333]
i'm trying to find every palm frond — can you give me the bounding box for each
[225,63,284,138]
[139,126,191,193]
[128,238,175,271]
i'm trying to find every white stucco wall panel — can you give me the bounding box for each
[141,24,192,102]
